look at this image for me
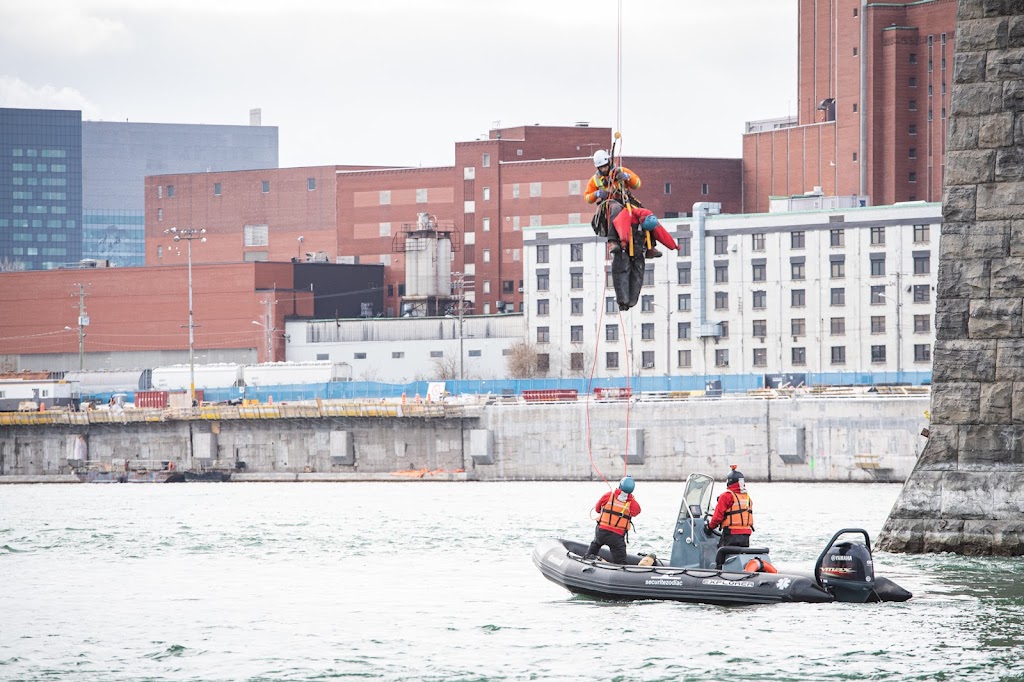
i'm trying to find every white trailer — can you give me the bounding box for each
[0,379,79,411]
[150,364,245,391]
[242,361,353,386]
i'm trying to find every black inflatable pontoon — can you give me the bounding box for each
[533,473,912,605]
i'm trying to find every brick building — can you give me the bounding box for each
[147,124,742,318]
[0,261,383,371]
[742,0,957,213]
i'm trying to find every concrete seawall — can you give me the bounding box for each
[0,396,929,482]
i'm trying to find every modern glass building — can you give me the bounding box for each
[1,107,278,269]
[0,108,84,270]
[82,120,278,266]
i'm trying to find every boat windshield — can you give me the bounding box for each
[677,473,714,523]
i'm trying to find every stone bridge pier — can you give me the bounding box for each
[879,0,1024,555]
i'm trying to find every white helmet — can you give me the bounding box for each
[593,149,611,167]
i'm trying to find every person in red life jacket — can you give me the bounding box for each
[706,465,754,548]
[583,475,641,563]
[610,208,678,259]
[585,150,642,243]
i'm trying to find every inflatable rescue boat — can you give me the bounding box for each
[532,473,912,605]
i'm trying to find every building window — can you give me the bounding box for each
[157,208,163,222]
[664,182,672,194]
[831,261,845,279]
[643,267,654,287]
[914,285,931,303]
[678,293,691,311]
[678,236,691,257]
[715,291,729,310]
[678,349,692,368]
[909,172,917,183]
[719,321,729,338]
[537,327,550,343]
[244,224,269,246]
[831,317,846,335]
[167,185,175,198]
[853,47,858,56]
[354,353,366,360]
[791,231,805,249]
[157,245,163,258]
[752,233,765,251]
[482,249,491,263]
[677,266,691,285]
[604,325,619,343]
[641,295,654,312]
[870,256,886,277]
[830,229,845,247]
[752,319,767,338]
[568,181,581,197]
[537,354,550,372]
[871,316,886,334]
[830,288,845,306]
[537,299,549,316]
[606,297,617,313]
[678,322,692,340]
[914,344,932,362]
[910,53,917,64]
[571,326,584,343]
[752,263,766,282]
[853,152,858,162]
[307,177,316,191]
[503,280,515,294]
[791,262,805,280]
[715,349,729,367]
[571,353,584,370]
[570,272,583,290]
[715,263,729,283]
[482,153,490,168]
[714,236,728,254]
[792,347,806,365]
[791,318,806,337]
[791,289,806,307]
[909,124,917,135]
[909,76,917,87]
[914,315,931,333]
[642,323,655,340]
[392,351,405,359]
[831,346,846,365]
[753,348,767,367]
[853,103,858,112]
[752,290,767,309]
[536,244,549,263]
[871,345,887,363]
[537,272,549,291]
[909,148,917,160]
[914,225,930,243]
[914,253,931,274]
[871,286,887,305]
[701,183,709,195]
[909,100,918,111]
[483,187,491,201]
[570,243,583,261]
[606,352,619,369]
[530,182,542,197]
[571,298,583,315]
[213,182,221,196]
[262,181,270,193]
[416,188,428,203]
[641,351,655,369]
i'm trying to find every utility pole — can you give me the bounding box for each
[72,283,90,370]
[165,227,206,406]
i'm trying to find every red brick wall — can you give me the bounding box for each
[747,0,955,212]
[0,263,307,360]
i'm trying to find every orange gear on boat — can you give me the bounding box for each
[744,557,778,573]
[721,491,753,532]
[597,495,634,533]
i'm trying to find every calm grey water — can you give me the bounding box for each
[1,481,1023,682]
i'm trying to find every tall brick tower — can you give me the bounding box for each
[878,0,1024,555]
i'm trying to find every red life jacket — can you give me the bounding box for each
[721,491,753,533]
[598,493,633,534]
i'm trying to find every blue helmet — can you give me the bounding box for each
[619,476,635,494]
[641,214,659,231]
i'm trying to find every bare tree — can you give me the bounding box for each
[431,355,460,380]
[0,257,25,272]
[506,341,542,378]
[563,348,593,379]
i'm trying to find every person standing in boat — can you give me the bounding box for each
[583,476,641,563]
[706,466,754,548]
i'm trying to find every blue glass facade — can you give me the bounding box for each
[82,210,146,266]
[0,108,83,270]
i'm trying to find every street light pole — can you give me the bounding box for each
[166,227,206,406]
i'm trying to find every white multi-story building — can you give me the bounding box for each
[523,200,941,389]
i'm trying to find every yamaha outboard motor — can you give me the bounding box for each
[814,529,878,603]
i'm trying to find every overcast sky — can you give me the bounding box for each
[0,0,798,169]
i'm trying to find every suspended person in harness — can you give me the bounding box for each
[706,465,754,548]
[585,149,642,250]
[584,476,642,564]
